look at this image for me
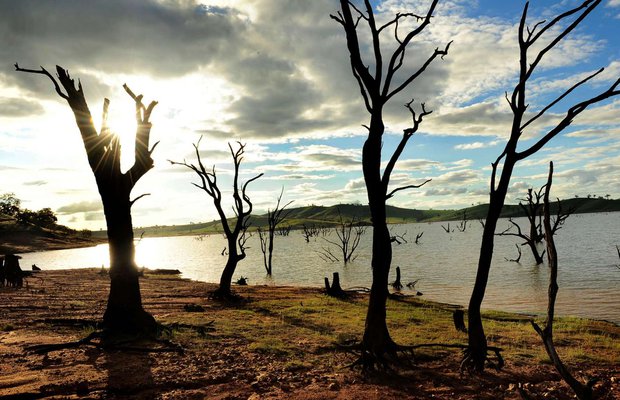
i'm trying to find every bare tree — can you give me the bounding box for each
[319,213,367,264]
[301,224,321,242]
[465,0,620,371]
[332,0,444,367]
[16,64,159,336]
[171,141,261,298]
[456,211,468,232]
[498,189,545,264]
[528,162,594,400]
[258,190,293,276]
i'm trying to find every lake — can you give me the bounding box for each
[19,212,620,324]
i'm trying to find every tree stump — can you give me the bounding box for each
[391,266,403,291]
[325,272,346,297]
[453,309,467,333]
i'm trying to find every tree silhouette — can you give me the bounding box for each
[332,0,445,368]
[529,162,593,400]
[16,64,159,336]
[464,0,620,371]
[171,140,261,298]
[498,187,546,264]
[257,189,292,276]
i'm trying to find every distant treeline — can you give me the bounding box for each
[121,197,620,239]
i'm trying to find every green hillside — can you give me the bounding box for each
[0,212,104,254]
[126,197,620,238]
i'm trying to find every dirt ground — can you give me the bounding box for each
[0,269,617,399]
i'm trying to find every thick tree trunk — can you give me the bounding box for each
[267,230,275,276]
[101,190,156,334]
[467,158,515,370]
[218,237,242,295]
[361,114,396,353]
[528,241,544,265]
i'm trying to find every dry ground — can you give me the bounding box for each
[0,269,618,399]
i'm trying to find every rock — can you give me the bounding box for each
[328,382,340,391]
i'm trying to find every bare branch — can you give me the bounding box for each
[130,193,151,208]
[14,63,69,100]
[517,77,620,160]
[521,67,604,131]
[382,101,431,185]
[386,179,431,200]
[386,41,452,101]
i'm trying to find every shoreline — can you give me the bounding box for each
[14,267,620,327]
[1,269,618,399]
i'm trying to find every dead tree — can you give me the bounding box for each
[504,244,522,263]
[390,230,408,245]
[171,141,261,298]
[498,186,545,264]
[301,224,321,242]
[332,0,445,368]
[16,64,159,335]
[320,214,367,264]
[456,211,468,232]
[465,0,620,372]
[258,189,293,276]
[414,232,424,244]
[529,162,593,400]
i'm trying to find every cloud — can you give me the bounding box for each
[424,187,468,196]
[56,200,103,215]
[0,97,44,117]
[454,140,499,150]
[23,180,47,186]
[0,0,244,86]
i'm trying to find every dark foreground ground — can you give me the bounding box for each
[0,269,618,399]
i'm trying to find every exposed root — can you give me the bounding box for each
[209,288,245,303]
[24,322,197,355]
[459,345,505,373]
[164,321,215,338]
[338,340,416,373]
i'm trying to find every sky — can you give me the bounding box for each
[0,0,619,230]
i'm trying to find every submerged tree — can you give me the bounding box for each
[498,187,546,264]
[171,140,261,298]
[332,0,445,367]
[319,213,367,264]
[257,189,292,276]
[16,64,159,335]
[465,0,620,371]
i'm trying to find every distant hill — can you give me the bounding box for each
[0,212,104,254]
[125,197,620,238]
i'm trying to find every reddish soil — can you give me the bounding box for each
[0,269,617,399]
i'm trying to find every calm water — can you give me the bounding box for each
[20,212,620,324]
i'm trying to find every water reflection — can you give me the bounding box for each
[19,212,620,324]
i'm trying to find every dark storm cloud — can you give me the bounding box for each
[0,97,44,117]
[1,0,454,141]
[0,0,243,95]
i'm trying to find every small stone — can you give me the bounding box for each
[328,382,340,391]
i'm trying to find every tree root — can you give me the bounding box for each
[208,288,245,303]
[23,321,212,355]
[338,340,416,372]
[459,345,505,373]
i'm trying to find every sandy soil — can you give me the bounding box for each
[0,269,617,399]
